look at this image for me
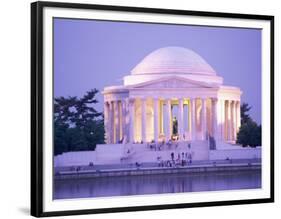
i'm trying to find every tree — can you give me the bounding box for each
[240,103,252,125]
[236,102,261,147]
[236,120,261,147]
[54,89,105,155]
[72,89,102,128]
[54,121,69,155]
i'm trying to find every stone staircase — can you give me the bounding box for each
[187,140,209,160]
[120,140,209,163]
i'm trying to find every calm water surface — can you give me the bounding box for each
[54,170,261,199]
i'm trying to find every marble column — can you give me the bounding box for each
[226,100,232,141]
[232,101,237,141]
[190,98,196,140]
[220,99,225,141]
[104,102,110,144]
[154,98,159,142]
[129,98,135,143]
[188,100,191,133]
[113,101,120,143]
[236,101,241,132]
[108,101,114,144]
[124,98,130,143]
[121,100,127,143]
[230,101,235,141]
[201,98,207,140]
[212,98,218,140]
[216,99,220,141]
[141,98,147,143]
[178,98,184,140]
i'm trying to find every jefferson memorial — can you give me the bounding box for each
[54,47,263,167]
[103,47,242,145]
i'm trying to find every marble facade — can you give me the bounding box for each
[102,47,242,144]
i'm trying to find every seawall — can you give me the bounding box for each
[55,163,261,180]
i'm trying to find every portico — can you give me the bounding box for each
[104,97,241,143]
[103,47,242,144]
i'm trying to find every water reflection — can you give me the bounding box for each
[54,170,261,199]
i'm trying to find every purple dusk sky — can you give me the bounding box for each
[54,18,261,124]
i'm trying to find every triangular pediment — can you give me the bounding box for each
[131,76,215,89]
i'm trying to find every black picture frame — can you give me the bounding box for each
[31,1,274,217]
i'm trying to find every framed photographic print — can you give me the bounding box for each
[31,1,274,217]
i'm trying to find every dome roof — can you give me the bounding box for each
[131,47,216,76]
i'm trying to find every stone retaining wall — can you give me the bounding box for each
[55,163,261,180]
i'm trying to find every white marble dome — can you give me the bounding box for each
[131,47,216,76]
[123,47,222,86]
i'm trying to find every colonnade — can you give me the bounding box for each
[104,98,241,144]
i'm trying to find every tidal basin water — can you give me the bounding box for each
[54,170,261,199]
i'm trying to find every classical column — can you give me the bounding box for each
[113,101,120,143]
[230,101,235,141]
[104,101,110,144]
[216,98,221,141]
[236,101,241,132]
[220,99,225,141]
[188,100,191,133]
[165,99,172,141]
[108,101,114,144]
[232,101,237,141]
[124,98,130,143]
[160,101,164,134]
[226,100,232,141]
[178,98,184,140]
[154,98,159,142]
[129,98,135,143]
[121,100,127,143]
[230,101,233,141]
[212,98,218,140]
[118,101,121,142]
[141,98,147,143]
[201,98,207,140]
[190,98,196,140]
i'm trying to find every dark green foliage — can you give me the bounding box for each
[236,120,261,147]
[54,89,105,155]
[240,103,252,125]
[236,102,261,147]
[54,121,69,155]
